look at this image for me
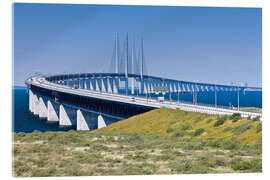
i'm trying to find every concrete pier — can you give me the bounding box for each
[33,93,39,116]
[131,77,135,95]
[113,78,119,94]
[84,79,88,90]
[96,79,100,92]
[107,78,113,93]
[101,78,106,92]
[47,100,59,122]
[59,104,77,126]
[77,109,97,131]
[89,79,94,90]
[29,89,34,113]
[98,114,106,129]
[38,96,47,118]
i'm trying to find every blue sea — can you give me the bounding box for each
[13,87,262,133]
[13,88,75,133]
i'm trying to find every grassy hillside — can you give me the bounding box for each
[13,108,262,177]
[94,108,262,145]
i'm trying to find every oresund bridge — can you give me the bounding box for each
[26,34,262,131]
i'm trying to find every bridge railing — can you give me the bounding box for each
[29,75,262,117]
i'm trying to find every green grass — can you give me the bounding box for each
[13,131,262,177]
[13,108,262,177]
[95,108,262,145]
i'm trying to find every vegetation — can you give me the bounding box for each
[13,108,262,177]
[230,113,241,122]
[240,107,262,113]
[95,108,261,145]
[193,128,205,136]
[213,116,228,127]
[252,116,261,122]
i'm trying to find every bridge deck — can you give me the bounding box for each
[26,76,262,119]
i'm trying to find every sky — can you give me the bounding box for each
[13,3,262,87]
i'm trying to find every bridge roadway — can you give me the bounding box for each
[27,75,262,119]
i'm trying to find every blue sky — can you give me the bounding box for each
[13,3,262,87]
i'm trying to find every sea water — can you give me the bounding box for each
[12,87,262,133]
[13,88,75,133]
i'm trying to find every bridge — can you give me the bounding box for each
[25,33,262,131]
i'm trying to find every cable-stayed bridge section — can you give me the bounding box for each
[26,34,262,131]
[26,72,261,131]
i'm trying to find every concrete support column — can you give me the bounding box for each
[107,78,113,93]
[38,96,47,118]
[143,81,148,94]
[78,79,82,88]
[113,78,119,94]
[89,79,94,90]
[29,89,34,113]
[96,79,100,92]
[47,100,59,122]
[101,78,106,92]
[98,115,107,129]
[59,104,77,126]
[169,83,173,92]
[178,83,181,92]
[131,77,135,95]
[84,79,88,89]
[174,83,177,92]
[76,79,80,88]
[77,109,97,131]
[78,79,82,89]
[33,93,39,115]
[150,83,154,94]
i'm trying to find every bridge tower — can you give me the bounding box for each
[125,33,129,95]
[131,38,135,95]
[114,33,120,94]
[115,32,119,74]
[140,38,144,94]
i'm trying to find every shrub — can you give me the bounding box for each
[230,159,252,171]
[179,123,192,131]
[256,124,262,133]
[252,116,260,122]
[214,116,228,127]
[166,127,174,133]
[153,154,175,161]
[173,131,187,137]
[215,158,226,166]
[223,126,233,132]
[230,159,262,172]
[247,116,252,120]
[232,123,253,135]
[31,167,56,177]
[206,118,213,123]
[194,117,203,123]
[230,113,241,122]
[169,120,177,125]
[174,160,192,172]
[221,139,239,150]
[193,128,205,136]
[14,162,31,176]
[206,140,221,148]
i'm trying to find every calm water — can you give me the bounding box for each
[13,87,262,133]
[13,88,75,133]
[119,88,262,108]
